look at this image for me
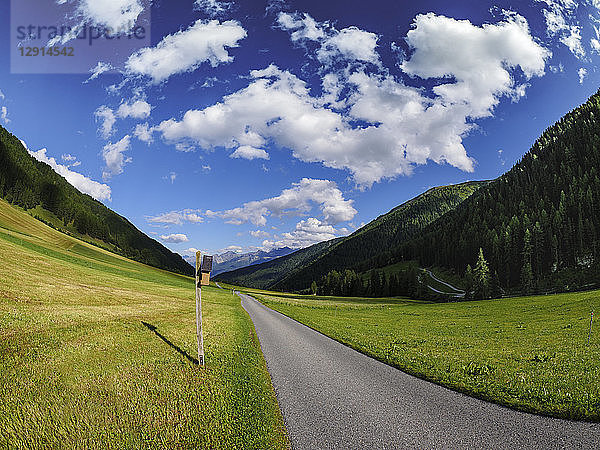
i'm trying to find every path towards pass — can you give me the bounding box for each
[239,292,600,449]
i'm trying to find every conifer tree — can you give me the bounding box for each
[474,248,490,299]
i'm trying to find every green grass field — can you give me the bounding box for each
[243,286,600,421]
[0,199,287,448]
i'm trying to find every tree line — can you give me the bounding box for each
[390,90,600,294]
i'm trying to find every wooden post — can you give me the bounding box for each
[196,251,205,366]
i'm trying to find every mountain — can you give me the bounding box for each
[216,181,486,290]
[211,247,296,275]
[214,238,344,289]
[390,89,600,294]
[0,125,193,276]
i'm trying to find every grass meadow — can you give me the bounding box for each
[0,199,287,448]
[240,286,600,421]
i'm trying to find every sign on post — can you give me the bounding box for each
[195,251,213,366]
[200,255,213,286]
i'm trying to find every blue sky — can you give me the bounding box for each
[1,0,600,260]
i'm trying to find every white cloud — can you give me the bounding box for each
[62,153,77,162]
[77,0,143,30]
[217,178,357,226]
[538,0,585,58]
[1,106,9,124]
[250,230,270,238]
[102,135,132,179]
[50,0,145,46]
[158,13,547,186]
[579,67,588,83]
[0,89,5,100]
[261,218,338,250]
[147,209,204,225]
[133,122,153,143]
[218,245,243,253]
[117,99,151,119]
[146,178,356,231]
[318,27,380,65]
[195,0,231,17]
[160,233,189,243]
[278,12,326,42]
[61,153,81,167]
[400,13,549,116]
[95,106,116,139]
[24,143,111,201]
[125,19,247,83]
[230,145,270,160]
[278,12,379,65]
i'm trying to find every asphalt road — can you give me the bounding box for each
[239,293,600,449]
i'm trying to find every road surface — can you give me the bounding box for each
[239,292,600,449]
[423,269,465,298]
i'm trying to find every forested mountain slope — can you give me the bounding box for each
[394,89,600,293]
[217,181,485,290]
[0,126,193,276]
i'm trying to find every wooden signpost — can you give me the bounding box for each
[195,251,213,366]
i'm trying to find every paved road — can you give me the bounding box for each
[239,293,600,449]
[423,269,465,298]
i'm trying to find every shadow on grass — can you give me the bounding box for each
[141,321,199,365]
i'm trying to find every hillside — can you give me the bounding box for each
[0,125,193,276]
[216,181,485,290]
[0,196,286,447]
[215,237,344,289]
[393,89,600,293]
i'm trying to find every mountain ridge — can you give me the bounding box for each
[0,125,193,276]
[216,180,486,290]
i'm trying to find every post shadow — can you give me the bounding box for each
[141,321,199,365]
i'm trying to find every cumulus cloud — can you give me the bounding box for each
[117,99,151,119]
[0,89,5,100]
[146,178,356,230]
[261,218,339,250]
[157,14,547,185]
[278,12,379,65]
[133,122,153,143]
[160,233,189,243]
[102,135,132,179]
[216,178,356,226]
[1,106,9,124]
[147,209,204,225]
[230,145,269,160]
[125,19,247,83]
[23,142,111,201]
[400,13,549,113]
[95,105,116,139]
[278,12,326,42]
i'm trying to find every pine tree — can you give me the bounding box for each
[474,248,490,299]
[521,228,533,293]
